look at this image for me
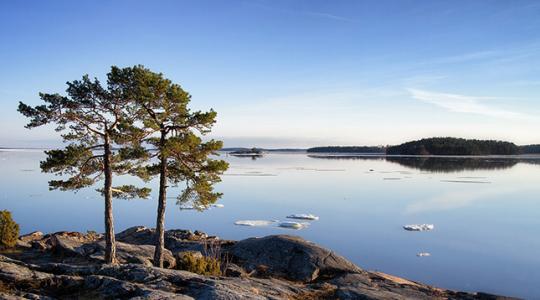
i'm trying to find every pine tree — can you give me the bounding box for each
[109,65,228,267]
[18,72,150,264]
[0,210,19,250]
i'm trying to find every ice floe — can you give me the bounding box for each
[286,213,319,220]
[440,180,491,184]
[179,204,207,210]
[179,203,224,210]
[234,220,277,227]
[278,221,309,230]
[403,224,434,231]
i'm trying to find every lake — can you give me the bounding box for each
[2,149,540,299]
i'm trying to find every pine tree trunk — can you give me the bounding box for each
[153,130,167,268]
[103,133,117,264]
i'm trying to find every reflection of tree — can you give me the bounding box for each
[229,154,263,160]
[385,157,518,173]
[307,155,384,161]
[307,154,540,173]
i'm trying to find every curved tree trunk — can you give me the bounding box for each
[154,130,168,268]
[103,133,117,264]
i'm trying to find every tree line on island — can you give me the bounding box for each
[307,137,540,155]
[17,65,228,267]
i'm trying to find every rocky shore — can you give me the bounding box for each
[0,226,516,299]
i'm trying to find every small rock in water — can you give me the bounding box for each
[234,220,277,227]
[278,221,309,230]
[403,224,434,231]
[286,213,319,220]
[417,252,431,257]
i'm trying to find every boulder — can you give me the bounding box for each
[78,241,177,269]
[228,235,363,282]
[223,263,246,278]
[115,226,216,251]
[115,226,155,245]
[49,234,84,257]
[18,231,43,243]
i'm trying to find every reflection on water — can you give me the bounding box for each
[308,154,540,172]
[2,150,540,298]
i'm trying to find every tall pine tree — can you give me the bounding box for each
[109,65,228,267]
[18,72,150,264]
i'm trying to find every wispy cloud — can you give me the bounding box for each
[247,2,354,23]
[429,50,500,64]
[301,11,354,22]
[408,88,527,119]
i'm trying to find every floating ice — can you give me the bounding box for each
[403,224,434,231]
[278,221,309,230]
[440,180,491,184]
[286,213,319,221]
[179,204,207,210]
[234,220,277,227]
[417,252,431,257]
[179,203,224,210]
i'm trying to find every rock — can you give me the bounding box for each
[228,235,363,282]
[223,263,246,277]
[30,240,47,251]
[78,241,177,269]
[115,226,217,253]
[16,232,45,248]
[49,234,84,257]
[115,226,155,245]
[21,231,101,253]
[0,256,192,299]
[0,229,519,300]
[19,231,43,243]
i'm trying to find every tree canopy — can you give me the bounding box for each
[386,137,520,156]
[18,71,152,263]
[109,65,228,267]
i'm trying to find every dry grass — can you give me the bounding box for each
[290,283,337,300]
[176,251,221,276]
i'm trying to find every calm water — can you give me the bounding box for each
[2,150,540,299]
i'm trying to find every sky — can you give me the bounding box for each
[1,0,539,148]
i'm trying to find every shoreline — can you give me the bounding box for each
[0,226,517,299]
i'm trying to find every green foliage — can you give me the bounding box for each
[110,65,229,209]
[18,69,152,197]
[386,137,520,156]
[101,185,151,199]
[0,210,20,250]
[176,252,222,276]
[520,144,540,154]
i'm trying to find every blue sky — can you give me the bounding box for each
[1,0,539,148]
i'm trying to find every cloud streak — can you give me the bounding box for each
[408,88,527,119]
[302,11,354,22]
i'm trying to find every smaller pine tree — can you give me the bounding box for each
[0,210,19,249]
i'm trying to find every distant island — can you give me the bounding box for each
[386,137,519,155]
[306,137,540,156]
[227,148,265,159]
[520,144,540,154]
[306,146,385,154]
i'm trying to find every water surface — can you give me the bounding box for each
[2,150,540,299]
